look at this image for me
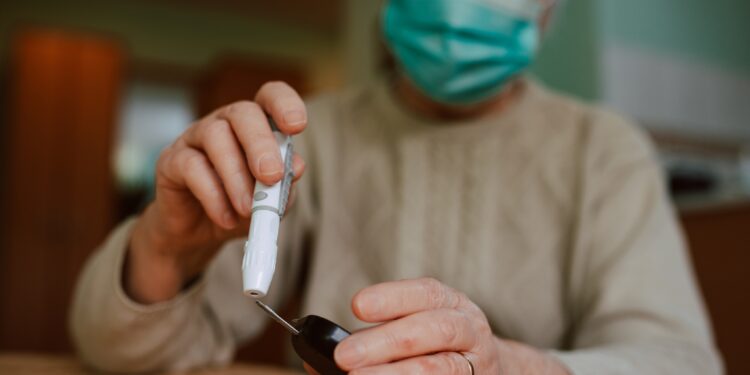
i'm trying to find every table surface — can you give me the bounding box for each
[0,353,302,375]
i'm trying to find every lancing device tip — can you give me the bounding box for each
[255,300,299,335]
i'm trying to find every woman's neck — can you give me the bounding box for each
[394,75,524,123]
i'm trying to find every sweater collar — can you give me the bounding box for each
[372,74,542,135]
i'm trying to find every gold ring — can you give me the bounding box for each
[460,352,475,375]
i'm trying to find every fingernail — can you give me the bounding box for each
[283,110,306,127]
[335,339,365,368]
[258,154,281,177]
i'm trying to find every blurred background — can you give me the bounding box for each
[0,0,748,373]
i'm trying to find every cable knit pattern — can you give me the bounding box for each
[70,76,723,374]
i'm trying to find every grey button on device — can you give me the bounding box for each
[254,191,268,201]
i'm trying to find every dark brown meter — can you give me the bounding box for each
[255,300,350,375]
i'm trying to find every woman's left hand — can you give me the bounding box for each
[331,278,500,374]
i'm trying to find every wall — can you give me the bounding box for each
[0,0,341,84]
[2,0,747,140]
[535,0,750,104]
[532,0,602,101]
[598,0,750,142]
[600,0,750,75]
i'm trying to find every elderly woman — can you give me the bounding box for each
[70,0,722,374]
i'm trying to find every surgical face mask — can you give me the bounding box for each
[382,0,543,105]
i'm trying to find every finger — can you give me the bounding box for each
[254,81,307,134]
[352,278,473,323]
[159,147,237,229]
[278,153,303,215]
[302,362,321,375]
[334,309,476,370]
[216,101,284,185]
[181,120,254,217]
[225,216,252,238]
[283,182,298,214]
[292,152,305,182]
[346,352,471,375]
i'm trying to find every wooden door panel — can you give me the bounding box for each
[0,29,124,352]
[681,202,750,375]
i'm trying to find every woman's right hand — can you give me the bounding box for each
[125,81,307,304]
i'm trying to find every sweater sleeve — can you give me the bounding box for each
[552,111,723,375]
[69,219,233,372]
[69,117,319,373]
[69,198,314,372]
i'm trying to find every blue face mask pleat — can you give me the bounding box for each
[383,0,540,105]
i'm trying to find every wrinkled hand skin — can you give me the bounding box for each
[125,81,307,304]
[303,278,570,375]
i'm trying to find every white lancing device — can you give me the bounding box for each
[242,121,294,298]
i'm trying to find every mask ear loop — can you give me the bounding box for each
[488,0,553,21]
[541,0,559,9]
[533,0,561,17]
[538,0,564,33]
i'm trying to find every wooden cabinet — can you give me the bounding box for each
[681,201,750,375]
[0,29,124,352]
[195,56,307,117]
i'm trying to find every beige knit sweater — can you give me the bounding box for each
[70,77,723,374]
